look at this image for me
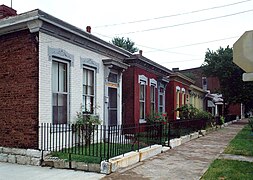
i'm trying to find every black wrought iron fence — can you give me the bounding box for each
[39,119,207,162]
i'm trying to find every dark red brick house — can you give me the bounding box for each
[122,52,172,125]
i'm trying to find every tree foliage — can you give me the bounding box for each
[202,46,253,112]
[111,37,138,53]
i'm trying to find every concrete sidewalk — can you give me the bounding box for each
[102,119,248,180]
[0,162,105,180]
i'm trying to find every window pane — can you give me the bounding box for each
[108,73,118,83]
[140,84,145,100]
[53,93,67,124]
[140,102,144,119]
[52,62,58,92]
[159,95,163,105]
[83,68,95,114]
[59,63,67,92]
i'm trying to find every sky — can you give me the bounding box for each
[1,0,253,70]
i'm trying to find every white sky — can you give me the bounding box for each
[1,0,253,70]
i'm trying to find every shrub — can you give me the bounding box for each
[248,117,253,132]
[175,104,198,119]
[146,112,167,124]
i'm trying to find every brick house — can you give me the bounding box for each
[166,70,206,120]
[180,67,242,118]
[122,51,172,125]
[0,6,131,149]
[122,52,206,125]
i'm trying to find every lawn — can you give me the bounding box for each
[201,159,253,180]
[50,142,145,164]
[224,125,253,156]
[201,123,253,179]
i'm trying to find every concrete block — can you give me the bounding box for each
[0,154,8,162]
[75,162,88,171]
[109,151,139,172]
[26,149,41,158]
[227,121,232,125]
[11,148,26,156]
[30,157,41,166]
[2,147,12,154]
[181,135,190,144]
[16,155,31,165]
[100,160,112,174]
[190,132,199,140]
[224,123,228,126]
[169,138,182,148]
[53,160,66,169]
[88,163,101,172]
[161,146,170,153]
[0,147,3,153]
[199,130,207,136]
[139,145,162,161]
[7,154,16,163]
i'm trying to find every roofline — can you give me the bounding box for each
[126,54,173,74]
[0,9,132,58]
[169,72,195,84]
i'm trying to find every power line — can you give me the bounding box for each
[115,9,253,35]
[94,0,252,28]
[161,58,204,64]
[144,36,239,53]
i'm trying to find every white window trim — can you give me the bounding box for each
[176,86,181,91]
[149,78,157,88]
[82,66,96,114]
[139,79,147,124]
[51,59,70,124]
[138,75,148,84]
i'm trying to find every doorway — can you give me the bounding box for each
[108,87,117,126]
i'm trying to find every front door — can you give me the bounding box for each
[108,87,117,126]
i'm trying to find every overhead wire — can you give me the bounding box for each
[94,0,252,28]
[115,9,253,35]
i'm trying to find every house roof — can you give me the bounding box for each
[125,53,173,76]
[0,8,132,59]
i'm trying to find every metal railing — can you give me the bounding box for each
[39,119,207,162]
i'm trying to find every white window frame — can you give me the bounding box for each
[158,85,165,113]
[52,59,70,124]
[139,75,148,123]
[82,66,96,114]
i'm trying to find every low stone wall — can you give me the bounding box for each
[0,147,49,166]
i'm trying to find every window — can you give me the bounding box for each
[52,61,68,124]
[150,84,156,113]
[83,68,95,114]
[139,81,146,120]
[181,88,185,106]
[158,87,165,113]
[176,86,180,118]
[108,72,118,83]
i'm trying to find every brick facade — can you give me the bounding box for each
[0,30,39,149]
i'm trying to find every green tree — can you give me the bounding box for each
[111,37,138,53]
[202,46,253,112]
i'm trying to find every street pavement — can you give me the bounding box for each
[0,162,105,180]
[102,119,248,180]
[0,119,248,180]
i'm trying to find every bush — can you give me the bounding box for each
[248,117,253,132]
[175,104,198,119]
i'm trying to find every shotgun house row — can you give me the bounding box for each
[0,5,131,149]
[166,71,205,120]
[122,51,172,126]
[180,67,243,118]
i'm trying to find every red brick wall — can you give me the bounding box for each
[0,30,39,149]
[166,80,190,120]
[122,66,159,125]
